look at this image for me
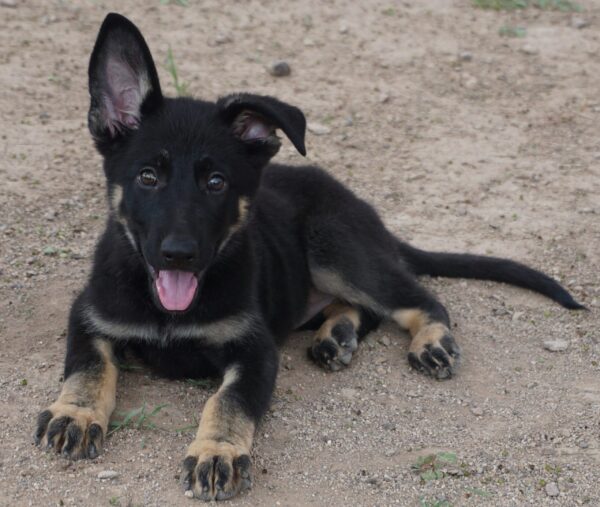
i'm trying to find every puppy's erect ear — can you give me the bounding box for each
[217,94,307,156]
[88,13,162,145]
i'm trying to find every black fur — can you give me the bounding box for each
[36,13,584,500]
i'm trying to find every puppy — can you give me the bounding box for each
[34,13,584,502]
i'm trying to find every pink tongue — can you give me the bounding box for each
[155,270,198,311]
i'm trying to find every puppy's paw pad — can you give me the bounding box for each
[183,443,251,501]
[309,318,358,371]
[34,403,104,460]
[408,333,460,380]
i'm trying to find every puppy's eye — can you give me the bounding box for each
[138,168,158,187]
[207,173,226,193]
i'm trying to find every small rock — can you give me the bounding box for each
[43,209,58,221]
[0,0,17,7]
[471,406,484,417]
[379,336,391,347]
[406,391,422,398]
[458,51,473,62]
[338,22,349,34]
[520,45,539,55]
[267,60,291,77]
[97,470,119,480]
[545,482,560,497]
[307,123,331,135]
[384,448,397,457]
[578,440,589,449]
[344,115,354,127]
[571,16,589,29]
[492,307,510,317]
[462,74,478,89]
[214,33,233,45]
[184,489,194,498]
[543,339,569,352]
[512,311,524,322]
[340,388,357,400]
[379,92,390,104]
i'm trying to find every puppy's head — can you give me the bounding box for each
[88,13,306,313]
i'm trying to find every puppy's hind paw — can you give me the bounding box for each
[408,331,460,380]
[309,317,358,371]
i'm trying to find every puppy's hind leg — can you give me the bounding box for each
[306,209,460,378]
[309,303,380,371]
[392,305,461,380]
[310,260,460,379]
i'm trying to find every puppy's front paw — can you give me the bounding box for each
[182,440,252,501]
[34,402,105,460]
[407,326,461,380]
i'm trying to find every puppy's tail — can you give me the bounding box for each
[396,241,585,310]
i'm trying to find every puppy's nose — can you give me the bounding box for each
[160,235,198,265]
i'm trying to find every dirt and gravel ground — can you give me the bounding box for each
[1,0,599,506]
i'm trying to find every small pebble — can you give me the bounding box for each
[97,470,119,480]
[521,45,539,55]
[267,61,291,77]
[214,33,232,45]
[571,16,589,29]
[379,336,391,346]
[512,311,524,322]
[0,0,17,7]
[545,481,560,497]
[543,339,569,352]
[43,210,58,221]
[462,74,478,89]
[184,490,194,498]
[341,388,357,400]
[307,123,331,135]
[459,51,473,62]
[471,406,484,417]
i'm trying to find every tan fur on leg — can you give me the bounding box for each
[184,365,255,501]
[36,339,118,459]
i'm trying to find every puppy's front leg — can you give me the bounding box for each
[35,303,118,459]
[182,341,278,501]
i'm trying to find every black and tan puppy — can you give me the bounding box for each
[34,13,584,501]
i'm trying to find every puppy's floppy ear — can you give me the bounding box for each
[88,13,162,145]
[217,94,307,156]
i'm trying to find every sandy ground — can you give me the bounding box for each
[1,0,599,506]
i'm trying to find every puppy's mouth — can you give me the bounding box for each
[148,266,201,312]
